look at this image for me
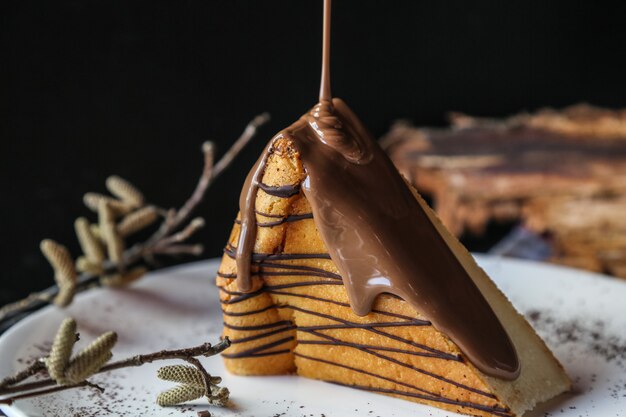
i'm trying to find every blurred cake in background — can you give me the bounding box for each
[382,104,626,278]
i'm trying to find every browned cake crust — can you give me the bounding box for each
[216,137,570,417]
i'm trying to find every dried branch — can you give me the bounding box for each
[0,381,104,405]
[212,112,270,179]
[0,361,45,390]
[0,337,230,401]
[0,114,270,334]
[148,112,270,245]
[151,244,204,256]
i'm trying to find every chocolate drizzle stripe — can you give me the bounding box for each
[219,271,339,281]
[331,382,511,417]
[302,328,460,362]
[273,304,456,359]
[254,209,285,218]
[329,382,511,417]
[234,213,314,228]
[218,281,343,298]
[224,245,331,261]
[220,287,265,305]
[294,352,510,416]
[297,321,428,331]
[221,287,426,322]
[302,328,491,398]
[229,326,296,344]
[265,281,343,289]
[262,272,341,280]
[222,348,292,359]
[297,340,455,360]
[219,262,341,280]
[257,182,301,198]
[221,304,276,317]
[259,261,341,279]
[217,271,237,279]
[304,328,463,362]
[264,289,425,321]
[221,337,295,359]
[220,281,343,295]
[223,320,293,331]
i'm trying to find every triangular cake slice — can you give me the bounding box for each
[216,99,570,417]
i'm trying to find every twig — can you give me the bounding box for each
[0,381,104,405]
[154,218,205,249]
[151,244,204,256]
[182,357,211,398]
[0,339,230,397]
[0,361,45,389]
[149,111,270,244]
[212,112,270,179]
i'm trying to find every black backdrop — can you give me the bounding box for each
[2,0,626,306]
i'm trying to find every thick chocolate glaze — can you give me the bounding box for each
[234,0,519,380]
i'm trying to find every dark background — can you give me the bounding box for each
[2,0,626,306]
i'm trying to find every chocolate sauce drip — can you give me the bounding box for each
[235,142,272,292]
[234,0,519,380]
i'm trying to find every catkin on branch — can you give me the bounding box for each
[89,224,103,241]
[83,193,133,216]
[105,176,144,208]
[40,240,77,307]
[157,385,205,406]
[75,256,104,275]
[54,285,77,308]
[74,217,104,263]
[117,206,159,237]
[157,365,204,387]
[45,318,77,384]
[64,331,117,383]
[100,266,147,287]
[208,385,229,406]
[40,240,75,284]
[98,202,124,265]
[65,351,112,384]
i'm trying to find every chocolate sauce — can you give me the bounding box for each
[234,0,519,380]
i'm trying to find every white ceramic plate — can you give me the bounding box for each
[1,255,625,417]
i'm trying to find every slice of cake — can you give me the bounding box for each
[216,98,570,417]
